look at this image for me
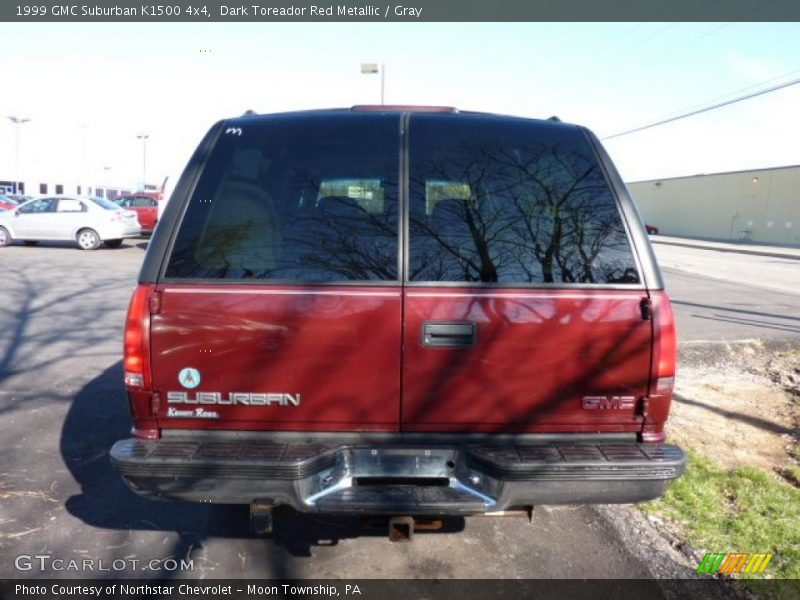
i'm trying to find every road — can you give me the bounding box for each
[0,240,797,580]
[653,243,800,342]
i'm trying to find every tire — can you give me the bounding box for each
[0,226,11,247]
[104,239,123,248]
[76,228,101,250]
[23,240,39,246]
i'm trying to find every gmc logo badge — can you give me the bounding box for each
[582,396,637,410]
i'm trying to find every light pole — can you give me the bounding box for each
[7,116,31,194]
[78,124,88,193]
[360,63,385,105]
[136,133,149,190]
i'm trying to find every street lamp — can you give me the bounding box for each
[360,63,385,105]
[78,124,88,192]
[7,116,31,195]
[136,133,149,191]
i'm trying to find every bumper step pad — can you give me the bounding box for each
[465,443,685,481]
[112,439,336,479]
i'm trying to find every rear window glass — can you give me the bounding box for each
[408,115,639,285]
[90,197,119,210]
[165,114,400,281]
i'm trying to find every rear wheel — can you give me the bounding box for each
[76,228,101,250]
[0,226,11,247]
[104,239,123,248]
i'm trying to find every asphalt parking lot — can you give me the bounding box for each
[1,239,798,579]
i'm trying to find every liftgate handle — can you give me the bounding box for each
[422,321,477,348]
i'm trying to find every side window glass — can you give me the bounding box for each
[408,115,640,285]
[166,115,401,281]
[19,198,56,214]
[57,199,85,212]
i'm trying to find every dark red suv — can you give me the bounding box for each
[111,107,683,532]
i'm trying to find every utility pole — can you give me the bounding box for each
[360,63,385,105]
[380,63,385,105]
[7,116,31,194]
[136,133,149,190]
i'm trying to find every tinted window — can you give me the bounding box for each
[133,196,156,207]
[90,197,120,210]
[19,198,57,213]
[408,115,639,285]
[166,114,401,281]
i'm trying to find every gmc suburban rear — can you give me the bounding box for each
[111,107,685,532]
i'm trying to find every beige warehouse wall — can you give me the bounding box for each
[627,166,800,246]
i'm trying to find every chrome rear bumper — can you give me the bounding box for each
[111,433,685,513]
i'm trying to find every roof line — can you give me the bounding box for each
[627,163,800,184]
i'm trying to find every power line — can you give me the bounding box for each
[657,67,800,121]
[584,1,722,76]
[613,22,734,82]
[601,76,800,140]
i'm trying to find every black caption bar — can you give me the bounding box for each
[3,579,800,600]
[4,0,800,22]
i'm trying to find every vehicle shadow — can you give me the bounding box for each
[688,314,800,334]
[9,240,78,249]
[672,392,795,436]
[671,300,800,323]
[60,361,464,567]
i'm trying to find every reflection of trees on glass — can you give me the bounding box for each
[281,177,399,281]
[409,128,640,285]
[168,174,399,281]
[165,114,402,282]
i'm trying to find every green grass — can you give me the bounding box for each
[642,450,800,579]
[786,466,800,486]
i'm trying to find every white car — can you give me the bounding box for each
[0,195,141,250]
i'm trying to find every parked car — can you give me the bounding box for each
[646,224,659,235]
[0,195,141,249]
[0,195,20,211]
[110,107,683,537]
[114,193,160,232]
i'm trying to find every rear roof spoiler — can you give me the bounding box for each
[351,105,457,112]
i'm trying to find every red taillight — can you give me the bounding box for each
[642,291,677,443]
[124,284,154,388]
[653,293,677,395]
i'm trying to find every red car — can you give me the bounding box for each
[111,107,683,535]
[114,194,159,232]
[0,195,20,211]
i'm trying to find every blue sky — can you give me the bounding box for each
[2,22,800,188]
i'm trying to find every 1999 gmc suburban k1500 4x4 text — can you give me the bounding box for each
[111,107,685,532]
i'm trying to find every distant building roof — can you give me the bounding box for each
[627,164,800,185]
